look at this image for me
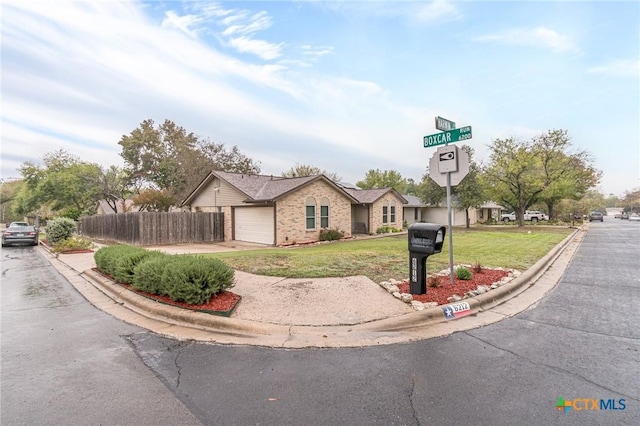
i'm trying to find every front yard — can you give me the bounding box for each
[210,226,574,284]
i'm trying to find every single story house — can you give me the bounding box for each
[181,171,407,246]
[476,202,505,223]
[402,195,486,226]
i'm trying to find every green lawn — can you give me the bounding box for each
[208,226,573,284]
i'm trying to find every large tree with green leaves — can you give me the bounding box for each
[534,130,601,219]
[281,163,342,181]
[483,130,600,226]
[16,150,102,218]
[119,119,261,203]
[482,137,546,227]
[356,169,407,193]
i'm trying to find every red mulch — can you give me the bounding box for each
[92,268,241,315]
[122,283,241,314]
[397,268,510,305]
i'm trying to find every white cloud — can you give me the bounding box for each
[476,26,577,53]
[587,59,640,78]
[228,37,285,60]
[221,11,272,36]
[413,0,461,24]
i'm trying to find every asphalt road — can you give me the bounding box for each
[2,218,639,425]
[0,244,201,425]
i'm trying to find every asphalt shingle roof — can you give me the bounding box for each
[215,171,337,201]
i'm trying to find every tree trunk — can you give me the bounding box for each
[517,207,526,227]
[546,202,554,220]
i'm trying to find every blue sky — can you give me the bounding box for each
[2,0,638,197]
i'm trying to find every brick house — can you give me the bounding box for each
[181,171,407,246]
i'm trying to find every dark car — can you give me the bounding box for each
[2,225,39,247]
[589,211,604,222]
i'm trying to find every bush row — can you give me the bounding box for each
[93,245,235,305]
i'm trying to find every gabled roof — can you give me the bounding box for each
[344,188,408,204]
[402,195,426,207]
[182,171,359,205]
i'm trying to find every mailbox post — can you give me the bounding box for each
[408,223,446,294]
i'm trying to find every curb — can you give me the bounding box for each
[44,226,584,347]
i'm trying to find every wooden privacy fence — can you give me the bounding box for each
[80,212,224,246]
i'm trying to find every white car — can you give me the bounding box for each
[629,214,640,222]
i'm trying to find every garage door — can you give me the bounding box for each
[234,207,275,245]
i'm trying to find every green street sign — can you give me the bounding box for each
[423,126,472,148]
[435,116,456,131]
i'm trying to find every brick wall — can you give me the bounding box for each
[369,195,404,233]
[275,180,352,245]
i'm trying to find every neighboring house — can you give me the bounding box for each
[95,199,141,215]
[342,187,408,234]
[181,171,408,246]
[476,202,505,223]
[403,195,430,226]
[402,195,483,226]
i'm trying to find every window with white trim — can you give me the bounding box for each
[320,197,330,228]
[382,201,389,224]
[306,197,316,230]
[390,200,396,223]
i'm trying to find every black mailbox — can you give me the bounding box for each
[408,223,446,294]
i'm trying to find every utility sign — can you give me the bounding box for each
[438,145,458,173]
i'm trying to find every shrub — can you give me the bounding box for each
[94,245,147,277]
[46,217,77,244]
[455,266,473,280]
[319,228,344,241]
[52,236,94,253]
[113,250,165,285]
[376,226,401,234]
[162,256,235,305]
[472,261,483,273]
[131,254,171,295]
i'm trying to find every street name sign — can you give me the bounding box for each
[423,126,472,148]
[435,116,456,131]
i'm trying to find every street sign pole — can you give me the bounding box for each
[424,116,472,284]
[446,171,454,284]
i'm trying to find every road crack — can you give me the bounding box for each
[464,331,639,402]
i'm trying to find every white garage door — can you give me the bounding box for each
[234,207,275,245]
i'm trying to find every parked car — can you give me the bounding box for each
[501,210,548,223]
[589,211,604,222]
[621,212,629,220]
[629,214,640,222]
[614,213,622,219]
[8,221,30,227]
[1,224,39,247]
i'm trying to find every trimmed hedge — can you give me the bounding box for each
[113,250,166,285]
[94,245,235,305]
[94,245,147,278]
[162,256,235,305]
[131,255,171,295]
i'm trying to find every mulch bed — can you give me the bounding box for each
[91,268,241,317]
[397,268,511,305]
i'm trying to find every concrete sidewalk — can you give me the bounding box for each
[42,229,585,348]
